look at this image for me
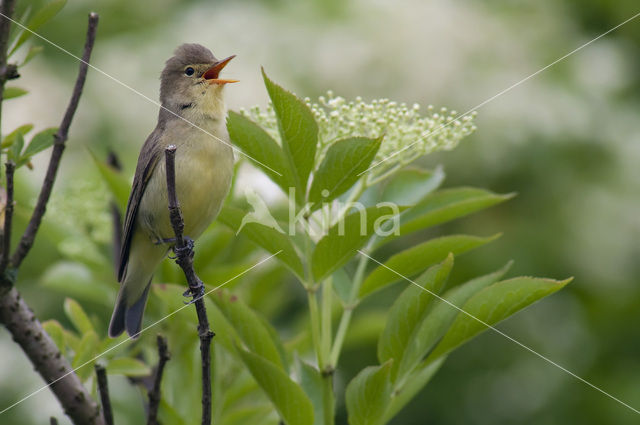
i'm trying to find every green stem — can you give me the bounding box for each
[307,289,324,368]
[329,251,369,365]
[322,371,335,425]
[321,276,333,366]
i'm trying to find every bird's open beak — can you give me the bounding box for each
[202,55,239,84]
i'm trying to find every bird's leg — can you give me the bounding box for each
[156,236,195,259]
[182,277,205,303]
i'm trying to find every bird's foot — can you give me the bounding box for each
[183,280,205,304]
[173,236,195,258]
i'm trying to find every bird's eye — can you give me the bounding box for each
[184,67,195,76]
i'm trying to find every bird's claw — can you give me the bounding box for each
[182,280,205,304]
[173,236,195,258]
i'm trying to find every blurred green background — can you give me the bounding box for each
[1,0,640,423]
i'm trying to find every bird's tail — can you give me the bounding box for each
[108,281,151,338]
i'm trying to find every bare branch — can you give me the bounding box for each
[164,146,215,425]
[0,287,104,424]
[0,0,18,119]
[0,161,15,273]
[10,12,99,268]
[50,417,58,425]
[95,364,114,425]
[147,335,171,425]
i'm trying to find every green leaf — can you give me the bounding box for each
[308,136,382,205]
[227,111,295,194]
[211,291,284,369]
[10,0,67,55]
[380,187,514,245]
[377,254,453,381]
[383,357,445,423]
[1,124,33,148]
[397,262,512,381]
[218,205,304,279]
[42,261,114,307]
[262,69,318,197]
[4,87,28,99]
[19,127,57,164]
[106,357,152,377]
[8,132,24,161]
[345,360,393,425]
[22,45,44,66]
[63,298,94,334]
[238,347,314,425]
[312,205,407,281]
[331,268,352,305]
[298,358,333,425]
[42,319,66,355]
[88,149,130,210]
[72,331,98,381]
[426,276,572,362]
[360,234,500,298]
[159,399,188,425]
[379,166,444,205]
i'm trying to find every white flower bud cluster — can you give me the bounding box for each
[240,91,476,179]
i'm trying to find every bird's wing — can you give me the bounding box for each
[117,127,164,282]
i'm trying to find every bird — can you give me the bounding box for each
[108,44,237,338]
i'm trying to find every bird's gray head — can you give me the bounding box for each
[159,43,237,121]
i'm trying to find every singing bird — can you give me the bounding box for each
[109,44,237,338]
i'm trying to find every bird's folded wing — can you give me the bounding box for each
[117,128,164,282]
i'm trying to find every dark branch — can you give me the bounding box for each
[0,288,103,424]
[95,364,114,425]
[164,146,215,425]
[0,0,18,122]
[0,161,15,274]
[0,13,104,425]
[10,12,99,269]
[50,417,58,425]
[147,335,170,425]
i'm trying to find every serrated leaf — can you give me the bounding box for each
[396,261,512,382]
[63,298,94,334]
[106,357,152,377]
[308,136,382,206]
[218,205,304,279]
[345,360,392,425]
[4,87,28,99]
[1,124,33,148]
[379,187,514,246]
[262,69,318,197]
[379,166,444,205]
[10,0,67,55]
[238,347,314,425]
[227,111,295,194]
[383,357,445,423]
[88,149,130,210]
[312,205,406,281]
[42,319,66,355]
[377,254,453,381]
[360,234,500,298]
[72,331,98,381]
[298,358,333,425]
[211,291,284,369]
[426,276,572,362]
[19,127,57,164]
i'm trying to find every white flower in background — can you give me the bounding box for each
[241,91,476,181]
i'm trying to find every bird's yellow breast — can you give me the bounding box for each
[137,118,234,242]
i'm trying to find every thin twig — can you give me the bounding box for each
[164,146,215,425]
[0,161,15,273]
[10,12,99,269]
[0,0,18,130]
[0,13,104,425]
[147,335,170,425]
[95,364,113,425]
[50,417,58,425]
